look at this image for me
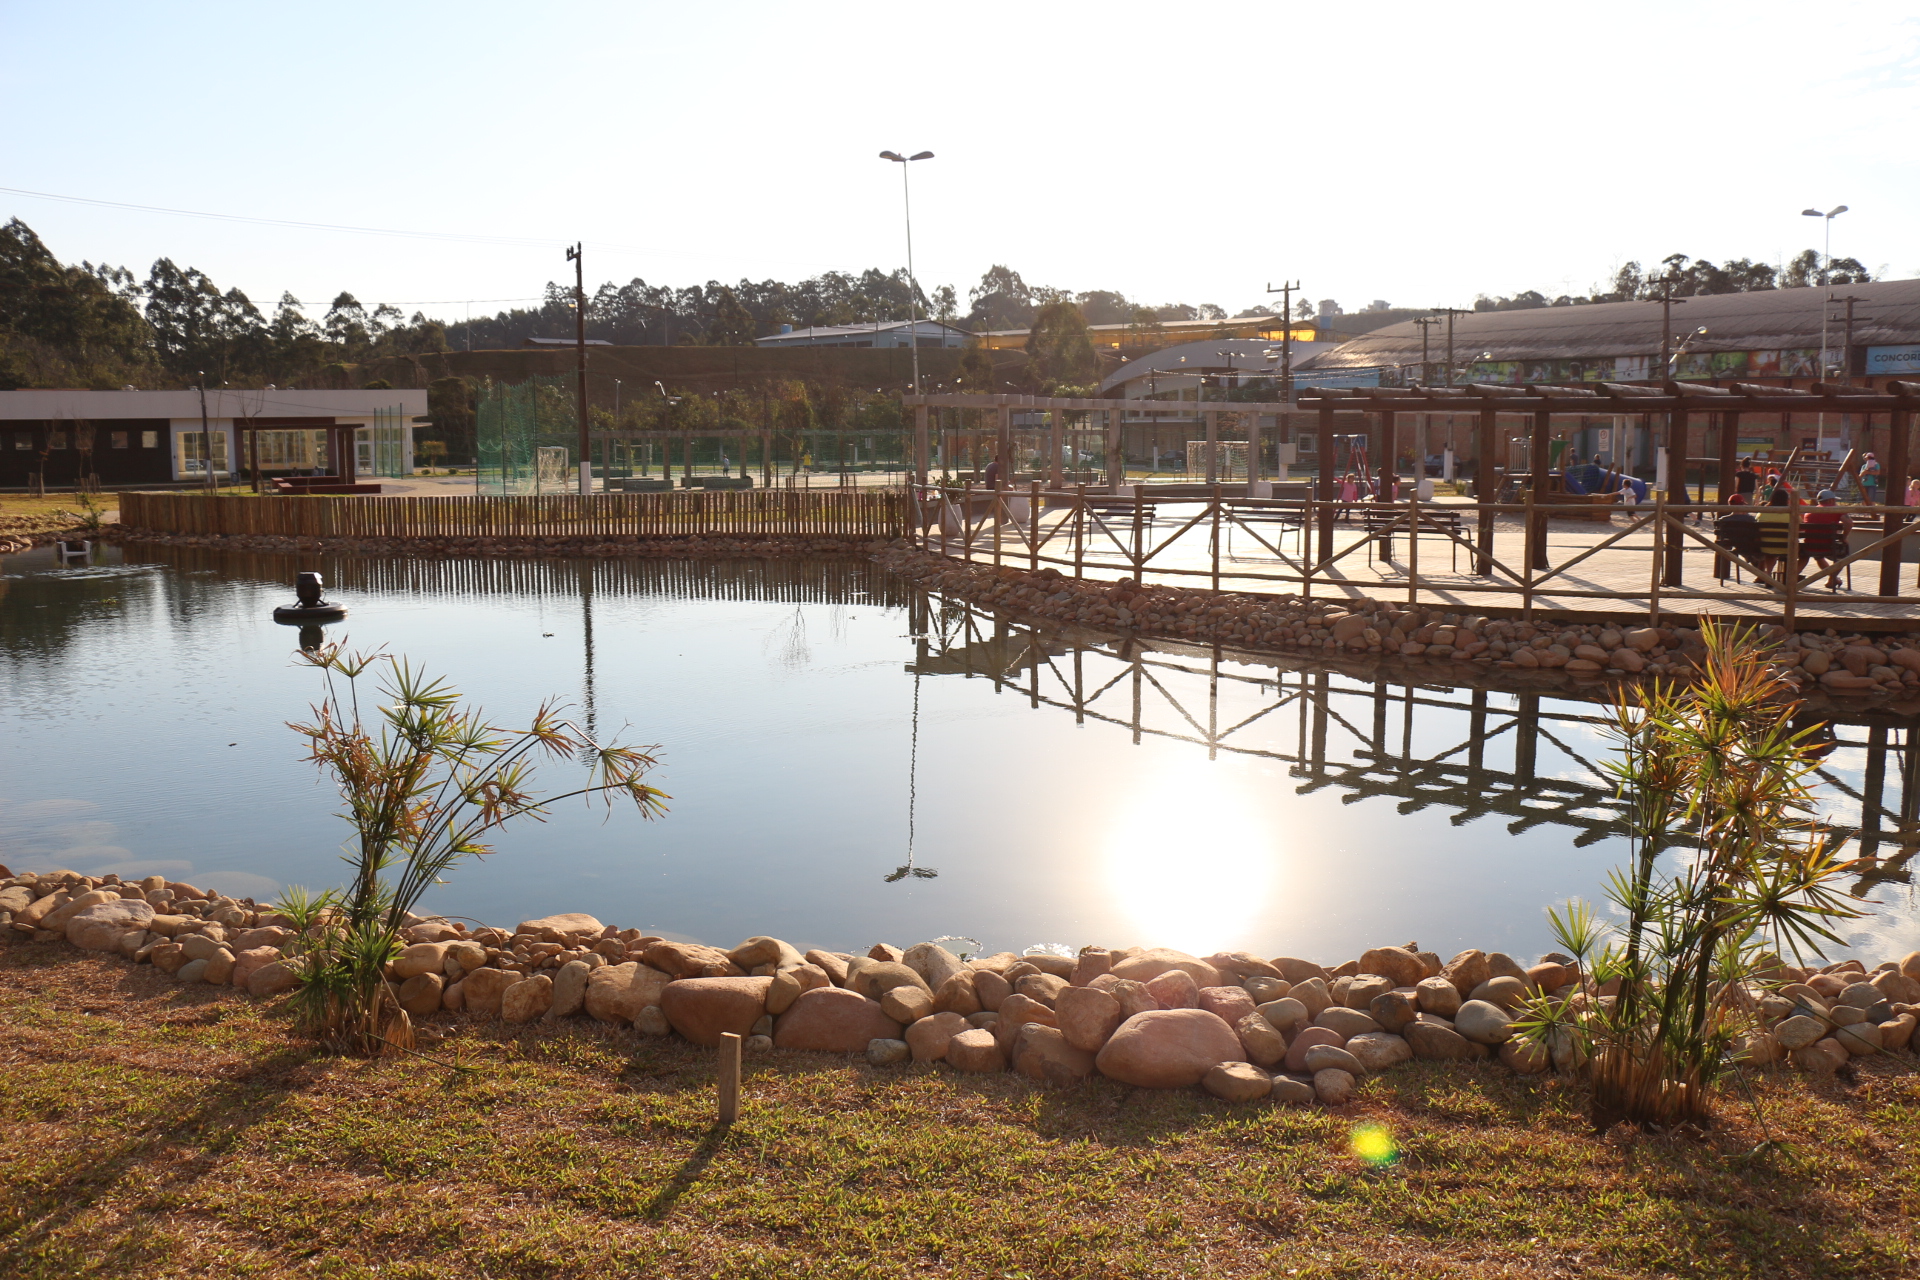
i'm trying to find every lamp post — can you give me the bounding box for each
[1802,204,1849,379]
[879,149,935,395]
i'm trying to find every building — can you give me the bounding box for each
[522,336,614,348]
[0,388,428,490]
[753,319,971,349]
[981,313,1323,353]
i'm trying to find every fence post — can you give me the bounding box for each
[1210,483,1221,592]
[1074,483,1086,579]
[1029,480,1041,573]
[1648,492,1664,628]
[717,1031,741,1125]
[1406,484,1419,606]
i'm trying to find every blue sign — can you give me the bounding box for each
[1867,345,1920,375]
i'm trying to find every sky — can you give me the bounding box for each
[5,1,1919,326]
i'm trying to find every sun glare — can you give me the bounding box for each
[1102,758,1278,953]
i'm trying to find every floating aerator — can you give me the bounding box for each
[273,571,348,623]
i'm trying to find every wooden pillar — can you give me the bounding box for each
[1529,409,1551,571]
[1474,407,1496,575]
[913,404,930,487]
[1882,407,1911,598]
[1377,411,1396,503]
[1204,410,1219,483]
[1247,412,1263,489]
[1316,406,1337,567]
[761,429,771,486]
[1664,409,1688,588]
[1106,407,1123,489]
[1047,405,1063,487]
[1714,410,1739,578]
[996,402,1012,485]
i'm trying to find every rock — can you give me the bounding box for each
[1791,1038,1850,1073]
[901,942,967,990]
[1284,1026,1347,1073]
[1304,1044,1364,1076]
[1499,1040,1549,1073]
[774,986,903,1053]
[176,958,210,985]
[1346,1031,1413,1073]
[728,936,805,971]
[1271,957,1328,983]
[661,976,774,1047]
[1056,985,1125,1052]
[391,942,449,980]
[1070,948,1114,987]
[881,983,935,1024]
[992,994,1058,1053]
[743,1034,773,1054]
[15,889,69,931]
[1871,971,1920,1005]
[1344,974,1394,1009]
[973,969,1011,1011]
[1455,1000,1514,1045]
[1359,946,1424,988]
[1440,949,1491,996]
[1368,991,1418,1034]
[1733,1031,1783,1067]
[1256,997,1309,1034]
[584,963,673,1024]
[446,940,488,972]
[1406,1016,1480,1061]
[866,1038,910,1066]
[202,948,235,984]
[229,925,294,952]
[634,1005,670,1036]
[463,966,517,1018]
[906,1011,970,1062]
[1623,626,1660,652]
[1014,973,1070,1007]
[767,963,831,1014]
[43,888,116,932]
[1269,1076,1315,1105]
[1881,1014,1916,1051]
[500,974,553,1023]
[1901,951,1920,982]
[1111,978,1158,1020]
[516,912,604,940]
[399,972,444,1017]
[1109,948,1224,990]
[1234,1012,1289,1067]
[66,900,154,951]
[1833,1021,1883,1056]
[1095,1009,1244,1087]
[247,960,299,998]
[1837,981,1882,1009]
[969,951,1023,975]
[805,949,851,985]
[1203,1061,1271,1102]
[1773,1015,1827,1050]
[546,959,593,1019]
[642,940,744,978]
[752,1014,774,1037]
[1289,977,1333,1020]
[1144,968,1200,1009]
[1244,976,1290,1004]
[1315,1007,1379,1040]
[180,933,227,963]
[1468,976,1529,1011]
[1015,1023,1097,1085]
[230,946,282,989]
[1313,1068,1355,1104]
[850,960,931,1003]
[117,929,153,959]
[945,1028,1007,1073]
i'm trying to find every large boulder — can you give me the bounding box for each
[502,974,555,1024]
[546,959,594,1019]
[1014,973,1070,1007]
[945,1028,1007,1073]
[1284,1026,1346,1073]
[1203,1061,1272,1102]
[1234,1012,1288,1067]
[398,972,444,1017]
[391,942,449,980]
[246,960,300,998]
[661,976,774,1047]
[462,967,517,1018]
[1056,985,1124,1052]
[1455,999,1514,1045]
[933,971,981,1016]
[584,962,673,1024]
[773,986,902,1053]
[1358,946,1425,989]
[1014,1024,1097,1085]
[230,946,283,990]
[1415,976,1462,1017]
[1145,968,1200,1010]
[43,889,117,933]
[1345,1031,1413,1073]
[66,900,154,951]
[1109,948,1224,990]
[1405,1015,1484,1061]
[991,994,1059,1053]
[1198,986,1257,1026]
[905,1011,970,1062]
[517,912,604,941]
[1315,1007,1379,1040]
[848,960,933,1002]
[727,935,806,971]
[1440,949,1492,997]
[1094,1009,1243,1088]
[766,963,831,1014]
[902,942,967,991]
[1468,976,1529,1011]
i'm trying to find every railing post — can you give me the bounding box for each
[1028,479,1041,572]
[1130,488,1145,583]
[1883,407,1911,599]
[1074,482,1086,579]
[1648,492,1664,628]
[1406,483,1419,606]
[1210,482,1221,593]
[1785,490,1801,627]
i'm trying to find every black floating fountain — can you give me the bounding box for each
[272,571,348,624]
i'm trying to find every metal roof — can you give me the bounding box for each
[1097,338,1336,394]
[1299,277,1920,371]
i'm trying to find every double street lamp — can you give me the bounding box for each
[1801,203,1850,380]
[880,149,934,394]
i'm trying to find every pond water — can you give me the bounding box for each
[3,543,1918,964]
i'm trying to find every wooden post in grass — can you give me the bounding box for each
[718,1031,742,1125]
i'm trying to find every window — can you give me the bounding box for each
[48,430,67,450]
[111,431,129,449]
[141,430,159,448]
[12,434,28,450]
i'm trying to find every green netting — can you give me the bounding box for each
[476,374,579,495]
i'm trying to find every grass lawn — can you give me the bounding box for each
[2,941,1915,1279]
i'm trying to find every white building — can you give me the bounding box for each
[0,388,428,488]
[753,319,971,349]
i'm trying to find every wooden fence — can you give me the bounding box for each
[121,490,908,540]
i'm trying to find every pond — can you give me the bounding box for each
[3,542,1917,964]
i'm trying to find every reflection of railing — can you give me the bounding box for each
[914,483,1920,624]
[905,593,1920,884]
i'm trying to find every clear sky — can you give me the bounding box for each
[4,0,1917,324]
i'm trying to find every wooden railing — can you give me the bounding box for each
[914,482,1920,625]
[120,490,908,540]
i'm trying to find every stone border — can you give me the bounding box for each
[6,867,1915,1102]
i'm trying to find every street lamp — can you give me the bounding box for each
[1802,204,1850,381]
[879,149,935,395]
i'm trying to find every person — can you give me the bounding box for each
[1759,471,1782,504]
[1714,492,1762,579]
[1907,476,1920,508]
[1734,458,1759,499]
[1860,451,1881,506]
[1338,472,1359,521]
[1801,489,1852,590]
[1609,467,1648,504]
[982,455,1002,488]
[1754,486,1795,576]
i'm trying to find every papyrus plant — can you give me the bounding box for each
[277,644,666,1055]
[1516,620,1862,1129]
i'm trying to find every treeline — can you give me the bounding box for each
[1473,249,1872,312]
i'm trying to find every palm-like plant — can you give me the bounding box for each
[277,644,667,1055]
[1516,620,1863,1129]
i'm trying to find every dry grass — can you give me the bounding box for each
[2,940,1916,1279]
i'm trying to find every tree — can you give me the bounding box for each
[1025,300,1099,391]
[931,284,959,324]
[0,218,154,388]
[967,264,1035,331]
[706,287,758,345]
[955,337,994,390]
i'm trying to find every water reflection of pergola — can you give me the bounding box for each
[907,594,1920,886]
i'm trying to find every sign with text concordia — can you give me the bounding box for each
[1867,346,1920,376]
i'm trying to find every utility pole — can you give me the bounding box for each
[1413,316,1440,384]
[568,243,591,495]
[1265,280,1299,401]
[1650,273,1688,381]
[1828,294,1872,452]
[1431,308,1467,385]
[196,373,215,492]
